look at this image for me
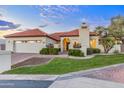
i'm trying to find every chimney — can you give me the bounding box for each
[81,22,88,28]
[79,22,90,56]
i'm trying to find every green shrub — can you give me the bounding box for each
[40,48,49,55]
[68,49,84,57]
[40,48,60,55]
[87,48,93,55]
[87,48,101,55]
[92,48,101,53]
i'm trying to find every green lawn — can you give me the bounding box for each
[3,54,124,74]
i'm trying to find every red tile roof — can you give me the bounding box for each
[4,28,98,41]
[49,32,66,41]
[90,32,98,36]
[4,29,48,38]
[60,29,98,37]
[60,29,79,37]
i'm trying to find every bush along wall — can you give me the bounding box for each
[68,49,84,57]
[87,48,101,55]
[40,48,60,55]
[92,48,101,53]
[87,48,93,55]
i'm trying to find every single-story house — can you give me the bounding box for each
[4,22,121,55]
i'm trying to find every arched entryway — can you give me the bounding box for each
[63,38,70,51]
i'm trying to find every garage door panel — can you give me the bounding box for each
[15,43,45,53]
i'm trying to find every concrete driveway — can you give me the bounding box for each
[11,53,67,66]
[11,53,44,65]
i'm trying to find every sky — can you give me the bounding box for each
[0,5,124,34]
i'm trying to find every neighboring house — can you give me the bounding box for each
[0,30,20,51]
[0,39,5,50]
[4,22,120,55]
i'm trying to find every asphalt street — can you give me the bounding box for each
[0,80,53,88]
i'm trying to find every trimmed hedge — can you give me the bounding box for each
[92,48,101,53]
[87,48,101,55]
[87,48,93,55]
[40,48,60,55]
[68,49,84,57]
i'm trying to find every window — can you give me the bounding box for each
[46,43,54,48]
[73,41,81,48]
[21,41,28,43]
[35,40,42,43]
[98,39,102,45]
[16,41,22,43]
[28,41,35,43]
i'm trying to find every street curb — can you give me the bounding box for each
[0,75,59,81]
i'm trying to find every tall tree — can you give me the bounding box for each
[94,26,108,38]
[100,37,115,53]
[109,15,124,44]
[94,26,114,53]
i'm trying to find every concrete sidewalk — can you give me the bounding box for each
[49,77,124,88]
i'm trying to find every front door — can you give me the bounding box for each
[63,38,70,51]
[66,42,70,51]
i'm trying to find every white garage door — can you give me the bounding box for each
[15,43,45,53]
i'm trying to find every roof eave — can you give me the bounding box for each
[4,35,48,38]
[60,35,79,37]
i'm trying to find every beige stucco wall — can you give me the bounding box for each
[46,37,58,45]
[93,36,121,53]
[54,44,60,48]
[98,44,121,53]
[60,36,79,52]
